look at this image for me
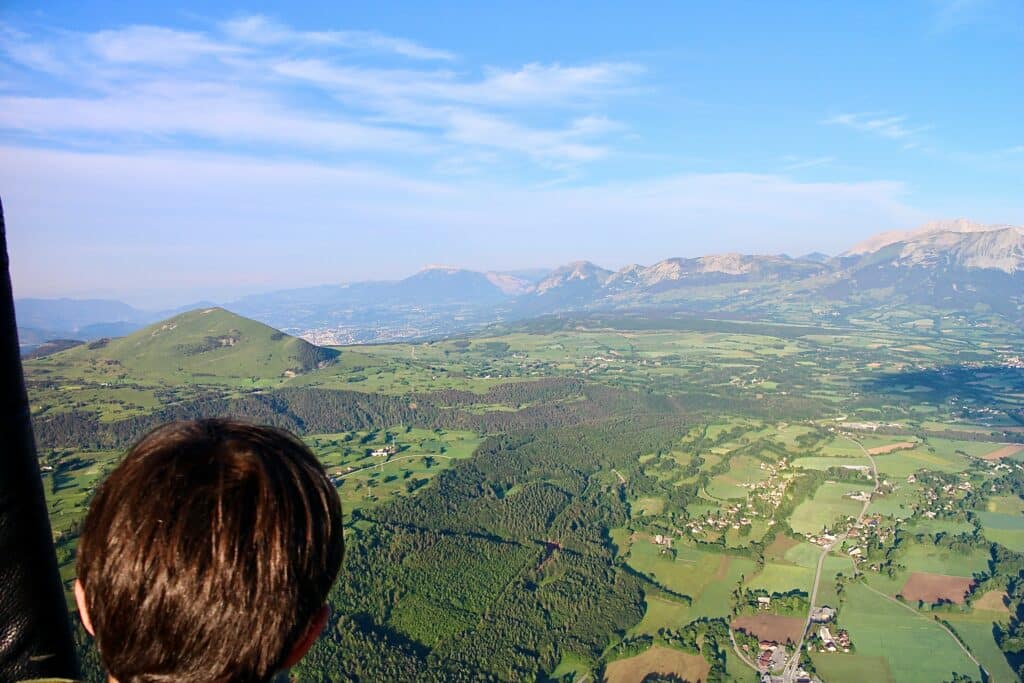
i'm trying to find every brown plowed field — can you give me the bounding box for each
[899,572,974,604]
[973,590,1009,612]
[731,614,805,644]
[981,444,1024,461]
[603,646,710,683]
[867,442,917,455]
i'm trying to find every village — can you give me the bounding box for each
[684,459,790,539]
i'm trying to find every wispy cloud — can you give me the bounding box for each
[822,112,931,141]
[270,59,641,109]
[780,155,835,171]
[221,15,456,61]
[87,25,246,66]
[0,16,638,168]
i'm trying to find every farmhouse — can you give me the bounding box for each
[371,444,398,457]
[836,629,851,650]
[809,606,835,623]
[818,626,837,651]
[757,596,772,610]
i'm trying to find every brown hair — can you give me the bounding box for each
[76,419,343,683]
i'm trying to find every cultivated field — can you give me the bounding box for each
[731,614,805,644]
[603,646,710,683]
[982,443,1024,460]
[899,572,974,604]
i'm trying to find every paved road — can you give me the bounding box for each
[727,627,761,672]
[780,436,879,682]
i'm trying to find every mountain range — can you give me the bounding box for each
[18,219,1024,351]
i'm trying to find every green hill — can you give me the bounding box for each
[52,307,339,384]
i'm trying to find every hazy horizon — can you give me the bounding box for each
[2,1,1022,307]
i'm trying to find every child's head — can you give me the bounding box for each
[74,419,344,683]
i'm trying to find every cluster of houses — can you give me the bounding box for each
[370,444,398,457]
[844,515,897,563]
[685,502,755,537]
[686,460,791,538]
[917,476,974,517]
[815,625,852,652]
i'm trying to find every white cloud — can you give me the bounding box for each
[221,14,455,61]
[443,110,611,164]
[781,156,835,171]
[822,112,930,141]
[272,58,640,108]
[0,17,637,168]
[87,26,245,66]
[0,87,431,153]
[0,24,68,75]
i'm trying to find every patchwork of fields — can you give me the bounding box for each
[27,311,1024,682]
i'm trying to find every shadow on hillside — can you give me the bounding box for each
[861,364,1024,408]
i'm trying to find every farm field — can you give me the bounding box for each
[944,612,1018,683]
[837,582,981,683]
[731,614,805,644]
[629,595,691,636]
[746,562,814,594]
[24,308,1024,682]
[810,653,894,682]
[899,572,974,604]
[789,481,871,535]
[706,455,771,499]
[603,646,710,683]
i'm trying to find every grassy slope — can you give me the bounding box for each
[34,307,338,386]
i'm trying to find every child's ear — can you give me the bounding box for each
[281,604,329,669]
[74,579,95,636]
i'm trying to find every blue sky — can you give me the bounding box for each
[1,0,1021,307]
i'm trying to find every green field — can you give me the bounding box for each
[810,653,895,682]
[837,582,982,683]
[944,612,1017,683]
[627,541,723,599]
[897,542,991,577]
[706,455,771,499]
[789,481,872,535]
[629,594,692,636]
[746,562,814,594]
[315,428,484,519]
[977,510,1024,552]
[870,447,970,478]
